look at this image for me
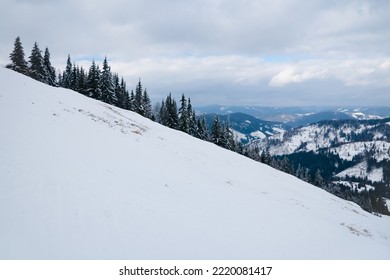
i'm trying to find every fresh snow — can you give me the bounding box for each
[336,162,384,182]
[331,141,390,162]
[1,67,390,260]
[231,129,247,141]
[250,130,267,139]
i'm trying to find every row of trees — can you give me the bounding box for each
[154,93,242,152]
[6,37,56,86]
[59,56,153,119]
[6,37,154,120]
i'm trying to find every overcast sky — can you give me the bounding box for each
[1,0,389,106]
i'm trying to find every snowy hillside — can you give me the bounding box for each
[1,67,390,259]
[255,119,390,185]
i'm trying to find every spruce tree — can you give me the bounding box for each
[187,98,197,136]
[28,42,46,82]
[87,60,101,100]
[211,115,223,146]
[78,66,87,95]
[113,74,122,107]
[164,93,178,128]
[43,47,57,86]
[7,36,29,75]
[178,94,189,133]
[100,56,116,105]
[62,55,72,88]
[70,64,79,91]
[142,89,152,119]
[134,79,143,115]
[129,90,135,111]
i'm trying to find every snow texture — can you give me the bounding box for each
[336,162,384,182]
[1,68,390,260]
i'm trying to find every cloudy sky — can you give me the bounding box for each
[1,0,389,106]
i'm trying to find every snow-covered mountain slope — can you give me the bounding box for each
[258,120,390,157]
[202,112,289,144]
[255,119,390,183]
[1,68,390,259]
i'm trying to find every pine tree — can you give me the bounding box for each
[129,90,135,111]
[178,94,189,133]
[187,98,197,136]
[87,60,101,100]
[7,36,29,75]
[78,66,87,95]
[142,89,152,119]
[134,79,144,115]
[122,80,130,110]
[62,55,72,88]
[211,115,223,146]
[28,42,46,82]
[113,74,122,107]
[201,118,209,140]
[70,64,79,91]
[100,56,116,105]
[164,93,178,129]
[43,47,57,86]
[314,169,325,187]
[158,100,167,125]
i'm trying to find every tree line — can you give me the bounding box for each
[5,36,242,151]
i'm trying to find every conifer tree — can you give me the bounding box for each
[211,115,223,146]
[314,169,325,187]
[7,36,29,75]
[87,60,101,99]
[223,118,235,151]
[187,98,197,136]
[62,55,72,88]
[201,118,210,140]
[134,79,144,115]
[121,78,130,110]
[28,42,46,82]
[163,93,178,128]
[78,66,87,95]
[129,90,135,111]
[100,56,116,105]
[178,94,189,133]
[43,47,57,86]
[70,64,79,91]
[113,74,122,107]
[142,89,152,119]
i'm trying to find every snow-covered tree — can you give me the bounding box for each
[142,89,153,119]
[178,94,189,133]
[43,47,57,86]
[100,56,116,105]
[62,55,73,88]
[87,60,101,100]
[134,79,144,115]
[6,36,29,75]
[28,42,46,82]
[211,115,223,146]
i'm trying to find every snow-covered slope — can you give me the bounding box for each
[1,68,390,259]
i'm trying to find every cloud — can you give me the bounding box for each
[1,0,390,106]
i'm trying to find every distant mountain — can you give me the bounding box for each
[201,112,290,144]
[254,118,390,189]
[286,111,355,128]
[196,105,390,126]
